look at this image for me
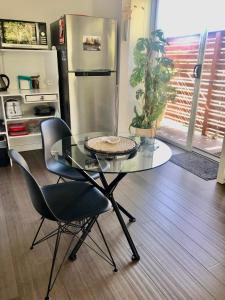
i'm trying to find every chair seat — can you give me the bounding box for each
[47,159,99,181]
[42,181,111,222]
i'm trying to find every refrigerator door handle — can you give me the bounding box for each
[74,70,111,76]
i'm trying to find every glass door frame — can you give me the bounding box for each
[152,1,220,160]
[186,29,208,151]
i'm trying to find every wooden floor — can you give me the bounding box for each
[1,149,225,300]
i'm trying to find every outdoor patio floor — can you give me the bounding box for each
[158,119,223,157]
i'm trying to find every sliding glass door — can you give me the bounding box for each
[157,33,204,149]
[192,31,225,157]
[156,0,205,149]
[156,0,225,157]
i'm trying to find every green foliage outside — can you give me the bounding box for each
[130,29,176,129]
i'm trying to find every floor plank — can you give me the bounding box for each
[1,149,225,299]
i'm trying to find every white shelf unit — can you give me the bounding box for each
[0,49,60,153]
[8,132,42,139]
[5,113,57,122]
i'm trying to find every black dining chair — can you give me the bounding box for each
[38,118,100,243]
[9,149,117,300]
[40,117,99,183]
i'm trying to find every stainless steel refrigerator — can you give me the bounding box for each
[51,15,118,134]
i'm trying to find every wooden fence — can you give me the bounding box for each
[165,30,225,137]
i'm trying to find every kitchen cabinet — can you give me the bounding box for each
[0,49,60,154]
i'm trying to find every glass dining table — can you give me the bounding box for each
[51,132,172,261]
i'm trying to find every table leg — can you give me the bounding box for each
[116,202,136,223]
[99,173,140,261]
[67,163,140,261]
[98,169,136,222]
[110,195,140,261]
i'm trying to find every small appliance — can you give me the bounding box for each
[5,99,22,119]
[34,105,55,116]
[0,19,48,49]
[0,74,10,91]
[17,75,32,90]
[31,75,40,89]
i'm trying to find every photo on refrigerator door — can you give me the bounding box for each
[83,35,101,51]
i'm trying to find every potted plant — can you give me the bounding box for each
[129,29,176,137]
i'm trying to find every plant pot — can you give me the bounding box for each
[134,127,156,138]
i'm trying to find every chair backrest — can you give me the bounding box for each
[40,117,72,165]
[9,149,56,220]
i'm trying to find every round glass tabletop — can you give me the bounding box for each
[51,132,172,174]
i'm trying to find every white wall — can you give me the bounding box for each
[92,0,122,20]
[118,0,152,131]
[0,0,93,42]
[0,0,93,21]
[117,0,131,131]
[0,0,122,43]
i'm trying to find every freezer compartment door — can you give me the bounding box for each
[68,72,117,134]
[66,15,117,71]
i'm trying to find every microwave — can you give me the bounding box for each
[0,19,48,49]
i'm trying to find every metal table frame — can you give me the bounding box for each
[68,155,140,261]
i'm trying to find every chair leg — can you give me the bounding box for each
[69,217,117,272]
[45,226,61,300]
[56,176,66,184]
[96,220,118,272]
[69,217,97,261]
[30,217,45,250]
[56,176,62,184]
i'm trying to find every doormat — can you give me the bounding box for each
[170,152,219,180]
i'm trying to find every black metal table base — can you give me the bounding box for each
[68,168,140,261]
[116,202,136,223]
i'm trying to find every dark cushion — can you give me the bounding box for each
[42,181,111,222]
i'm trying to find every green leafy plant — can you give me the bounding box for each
[130,29,176,129]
